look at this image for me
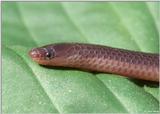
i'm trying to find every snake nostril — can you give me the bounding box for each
[29,48,40,58]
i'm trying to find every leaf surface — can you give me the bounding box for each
[2,2,159,113]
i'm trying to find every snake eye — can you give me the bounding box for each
[46,52,51,59]
[45,50,55,60]
[43,47,55,60]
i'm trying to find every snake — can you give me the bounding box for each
[29,43,159,82]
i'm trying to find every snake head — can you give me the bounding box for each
[29,43,73,66]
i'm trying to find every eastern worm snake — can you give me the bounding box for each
[29,43,159,82]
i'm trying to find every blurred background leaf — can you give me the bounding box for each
[2,2,159,113]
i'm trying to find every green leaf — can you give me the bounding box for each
[2,2,159,113]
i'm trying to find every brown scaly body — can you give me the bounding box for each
[29,43,159,82]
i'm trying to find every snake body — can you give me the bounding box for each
[29,43,159,82]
